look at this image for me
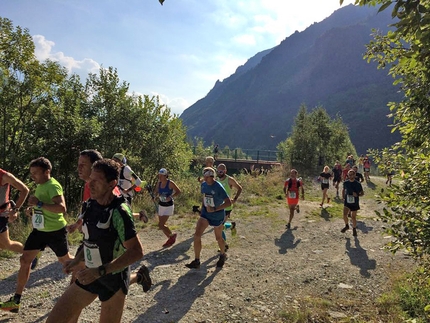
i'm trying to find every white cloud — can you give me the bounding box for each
[232,34,257,46]
[32,35,100,76]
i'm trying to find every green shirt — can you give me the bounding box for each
[34,177,67,232]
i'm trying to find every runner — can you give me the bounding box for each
[112,153,144,205]
[340,169,364,236]
[216,163,242,248]
[363,156,371,182]
[153,168,181,248]
[318,166,332,207]
[0,169,29,253]
[46,159,150,323]
[332,161,342,199]
[0,157,73,313]
[283,169,304,229]
[385,161,394,186]
[352,165,364,183]
[186,167,231,269]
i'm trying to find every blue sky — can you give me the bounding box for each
[2,0,354,115]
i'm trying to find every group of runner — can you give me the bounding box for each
[0,153,243,321]
[283,155,365,237]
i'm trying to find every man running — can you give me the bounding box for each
[186,167,231,269]
[46,159,149,323]
[283,169,304,229]
[332,161,342,199]
[0,157,73,313]
[216,164,242,246]
[112,153,144,205]
[0,168,29,253]
[341,169,364,236]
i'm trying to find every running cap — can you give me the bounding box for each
[159,168,168,175]
[112,153,126,164]
[203,167,215,177]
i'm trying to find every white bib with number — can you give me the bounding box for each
[288,191,297,199]
[347,195,355,203]
[322,178,329,184]
[204,195,215,207]
[32,209,45,229]
[159,195,167,202]
[84,241,102,268]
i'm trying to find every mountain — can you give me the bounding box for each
[180,4,402,154]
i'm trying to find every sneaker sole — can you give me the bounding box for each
[137,266,152,292]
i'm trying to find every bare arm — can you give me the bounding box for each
[28,194,67,214]
[228,177,242,202]
[2,172,29,209]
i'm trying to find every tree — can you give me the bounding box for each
[343,0,430,259]
[277,104,356,175]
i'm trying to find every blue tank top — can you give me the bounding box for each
[158,180,173,202]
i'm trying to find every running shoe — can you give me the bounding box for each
[139,210,148,223]
[286,222,291,229]
[162,233,177,247]
[327,198,331,203]
[296,205,300,213]
[136,265,152,293]
[319,203,323,208]
[341,224,350,233]
[353,228,357,237]
[31,251,42,270]
[217,244,229,253]
[0,297,20,313]
[185,259,200,269]
[216,253,227,268]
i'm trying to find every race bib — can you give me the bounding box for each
[204,195,215,207]
[347,195,355,204]
[322,178,329,184]
[32,209,45,229]
[83,241,102,268]
[159,195,167,202]
[288,191,297,199]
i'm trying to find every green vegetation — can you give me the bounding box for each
[277,105,356,175]
[0,17,192,212]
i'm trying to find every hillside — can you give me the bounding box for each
[180,4,402,153]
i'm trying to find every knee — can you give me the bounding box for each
[19,254,33,267]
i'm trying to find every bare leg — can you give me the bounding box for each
[158,216,172,238]
[15,249,39,295]
[0,230,23,254]
[46,283,96,323]
[99,289,127,323]
[193,217,209,259]
[214,225,226,254]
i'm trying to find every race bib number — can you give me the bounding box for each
[322,178,329,184]
[288,191,297,199]
[32,209,45,229]
[84,241,102,268]
[204,195,215,207]
[159,195,167,202]
[347,195,355,204]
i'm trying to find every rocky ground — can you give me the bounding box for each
[0,177,415,323]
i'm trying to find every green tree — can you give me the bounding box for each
[277,104,356,175]
[342,0,430,259]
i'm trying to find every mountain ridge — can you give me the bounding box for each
[180,4,401,153]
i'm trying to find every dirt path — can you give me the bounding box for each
[0,177,414,322]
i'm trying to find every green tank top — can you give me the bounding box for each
[218,176,232,211]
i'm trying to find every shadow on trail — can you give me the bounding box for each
[274,228,301,254]
[356,221,373,234]
[0,260,66,298]
[132,255,219,323]
[345,237,376,278]
[366,180,376,190]
[320,208,332,221]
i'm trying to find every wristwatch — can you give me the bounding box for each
[98,265,107,277]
